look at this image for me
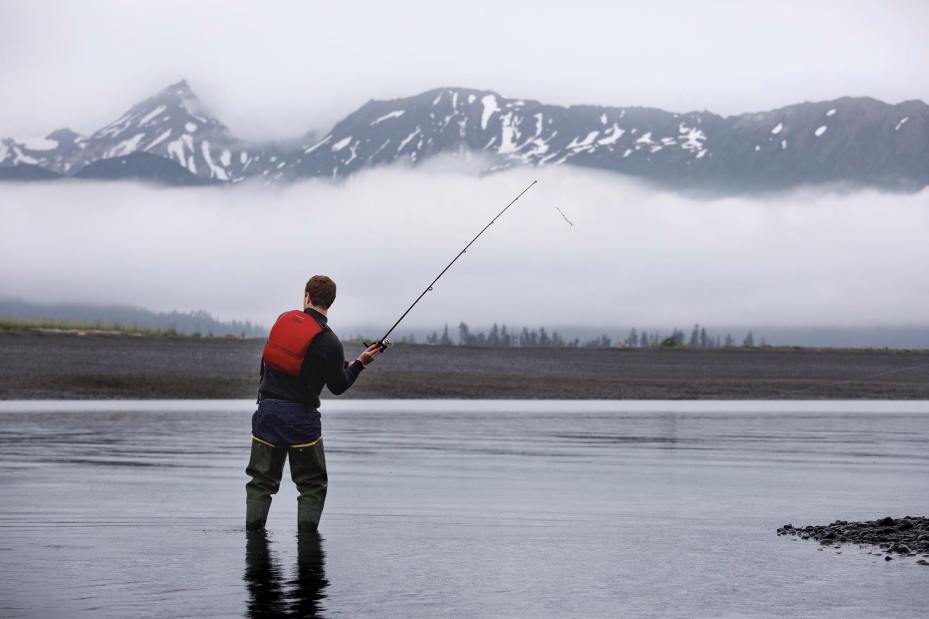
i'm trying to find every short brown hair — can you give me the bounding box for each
[305,275,336,309]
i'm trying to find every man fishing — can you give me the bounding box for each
[245,181,536,532]
[245,275,383,531]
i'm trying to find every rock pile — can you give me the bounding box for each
[778,516,929,564]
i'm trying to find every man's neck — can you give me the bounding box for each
[304,304,328,317]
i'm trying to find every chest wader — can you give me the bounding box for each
[246,310,328,531]
[245,435,328,531]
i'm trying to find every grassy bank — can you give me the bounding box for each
[0,318,250,338]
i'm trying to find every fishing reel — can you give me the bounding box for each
[362,338,391,351]
[345,339,390,369]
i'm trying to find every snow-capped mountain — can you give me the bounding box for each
[0,81,287,183]
[288,88,928,192]
[287,88,715,183]
[78,80,248,181]
[1,81,926,193]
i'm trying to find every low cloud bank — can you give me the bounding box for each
[2,166,928,335]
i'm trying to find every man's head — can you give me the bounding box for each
[304,275,337,312]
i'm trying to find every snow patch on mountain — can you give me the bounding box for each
[11,146,39,165]
[139,105,167,126]
[304,136,332,154]
[497,113,521,154]
[105,133,146,158]
[678,124,706,152]
[481,95,499,130]
[166,138,187,167]
[201,141,228,180]
[147,130,172,150]
[372,110,405,125]
[398,129,420,152]
[332,137,352,151]
[568,131,600,150]
[597,124,625,146]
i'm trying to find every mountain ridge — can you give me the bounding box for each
[1,81,925,194]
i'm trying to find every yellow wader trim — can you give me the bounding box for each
[251,435,322,449]
[290,437,322,448]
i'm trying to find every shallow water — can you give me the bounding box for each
[1,400,928,618]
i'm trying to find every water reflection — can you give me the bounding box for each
[244,530,329,617]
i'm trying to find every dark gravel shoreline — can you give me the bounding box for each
[2,331,929,400]
[779,517,929,565]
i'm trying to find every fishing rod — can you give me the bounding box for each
[367,180,538,350]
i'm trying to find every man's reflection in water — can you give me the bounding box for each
[245,530,329,617]
[289,530,329,616]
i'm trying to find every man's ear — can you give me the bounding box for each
[304,292,311,305]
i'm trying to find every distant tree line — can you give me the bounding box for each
[400,322,768,349]
[622,324,767,349]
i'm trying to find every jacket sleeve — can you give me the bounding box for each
[323,335,364,395]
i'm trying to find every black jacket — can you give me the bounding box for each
[258,308,364,408]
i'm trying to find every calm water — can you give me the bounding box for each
[1,400,928,618]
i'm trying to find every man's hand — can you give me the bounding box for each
[358,343,383,367]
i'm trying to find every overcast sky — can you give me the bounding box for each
[1,0,927,139]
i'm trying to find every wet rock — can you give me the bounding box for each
[778,515,929,567]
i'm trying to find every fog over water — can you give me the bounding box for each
[2,165,928,332]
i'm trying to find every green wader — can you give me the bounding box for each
[245,437,328,531]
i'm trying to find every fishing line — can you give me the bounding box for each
[763,360,929,399]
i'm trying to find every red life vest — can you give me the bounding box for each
[262,310,324,376]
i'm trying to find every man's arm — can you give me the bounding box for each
[323,337,382,395]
